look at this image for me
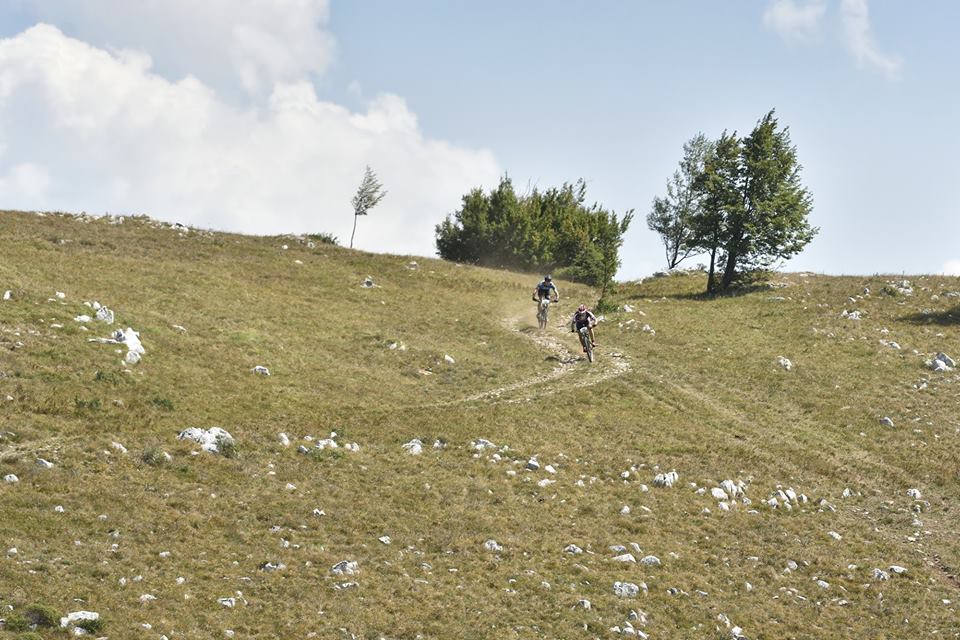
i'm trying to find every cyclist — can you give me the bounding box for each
[570,304,597,350]
[532,275,559,303]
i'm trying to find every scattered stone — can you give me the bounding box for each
[378,536,391,545]
[252,365,271,376]
[74,314,92,323]
[111,441,128,454]
[564,544,583,554]
[613,582,640,598]
[526,458,540,471]
[711,487,729,501]
[576,599,591,610]
[60,611,100,629]
[2,290,10,300]
[402,439,424,455]
[260,561,286,571]
[55,291,66,299]
[139,593,157,603]
[889,565,907,575]
[361,276,376,288]
[471,439,496,451]
[444,354,456,364]
[217,597,236,608]
[3,474,18,483]
[640,555,661,566]
[177,427,234,454]
[653,470,679,488]
[872,568,890,581]
[278,433,290,447]
[907,488,922,500]
[331,560,359,576]
[777,356,793,371]
[95,305,115,324]
[613,553,637,563]
[483,539,503,553]
[36,458,54,469]
[827,531,842,541]
[880,417,895,428]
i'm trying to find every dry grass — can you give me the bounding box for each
[0,211,958,639]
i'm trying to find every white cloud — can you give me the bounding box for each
[14,0,336,97]
[0,25,500,256]
[943,260,960,276]
[839,0,902,77]
[763,0,826,42]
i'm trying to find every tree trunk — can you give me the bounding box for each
[706,245,717,294]
[350,214,358,249]
[720,248,738,290]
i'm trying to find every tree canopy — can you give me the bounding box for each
[436,176,632,303]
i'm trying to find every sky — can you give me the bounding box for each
[0,1,957,279]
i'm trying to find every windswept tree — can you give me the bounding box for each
[647,133,712,269]
[350,165,387,249]
[569,209,634,309]
[681,111,816,293]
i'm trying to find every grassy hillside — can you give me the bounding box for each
[0,210,958,639]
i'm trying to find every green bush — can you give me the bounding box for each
[18,632,44,640]
[141,446,168,466]
[149,396,175,411]
[76,617,104,633]
[23,603,59,628]
[307,232,338,245]
[3,615,29,632]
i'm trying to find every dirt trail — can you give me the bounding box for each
[431,314,631,408]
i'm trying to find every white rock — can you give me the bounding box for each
[178,427,234,453]
[537,478,555,488]
[777,356,793,371]
[526,458,540,471]
[331,560,359,575]
[361,276,375,288]
[95,306,115,324]
[54,505,65,513]
[711,487,729,501]
[278,433,290,447]
[60,611,99,628]
[36,458,54,469]
[640,555,661,566]
[620,505,631,515]
[889,565,907,575]
[3,474,18,483]
[378,536,391,545]
[613,581,640,598]
[111,441,128,454]
[872,568,890,581]
[934,352,955,369]
[217,597,236,608]
[880,417,895,428]
[576,598,591,610]
[74,315,92,323]
[444,354,456,364]
[285,483,297,491]
[906,488,922,500]
[613,553,637,563]
[471,439,496,451]
[653,470,679,488]
[483,539,503,553]
[2,290,10,300]
[564,544,583,554]
[544,464,557,474]
[827,531,842,540]
[402,439,424,455]
[842,487,853,498]
[252,365,271,376]
[139,593,157,603]
[55,291,66,299]
[7,547,17,556]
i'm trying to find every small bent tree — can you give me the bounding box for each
[691,110,817,293]
[647,133,713,270]
[350,165,387,249]
[569,209,633,311]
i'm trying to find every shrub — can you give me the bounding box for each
[307,232,338,246]
[217,438,238,459]
[23,603,59,628]
[3,615,29,632]
[141,446,168,466]
[18,632,44,640]
[76,617,104,633]
[149,397,175,411]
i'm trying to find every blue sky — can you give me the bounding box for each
[0,1,957,278]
